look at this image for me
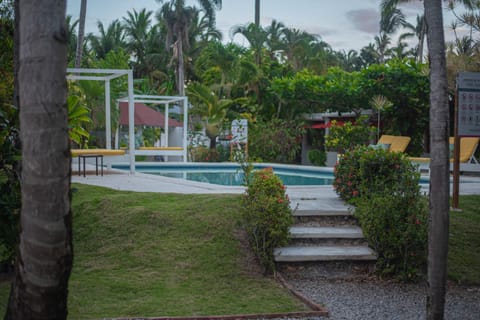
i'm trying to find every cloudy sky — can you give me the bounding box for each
[66,0,463,52]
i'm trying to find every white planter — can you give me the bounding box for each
[326,151,338,167]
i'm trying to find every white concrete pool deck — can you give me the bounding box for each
[71,163,480,211]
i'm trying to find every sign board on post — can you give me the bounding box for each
[457,72,480,137]
[231,119,248,143]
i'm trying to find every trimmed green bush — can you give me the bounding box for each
[333,146,419,202]
[307,149,326,166]
[334,145,427,280]
[242,168,293,274]
[354,193,428,280]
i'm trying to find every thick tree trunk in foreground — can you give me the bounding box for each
[424,1,450,319]
[5,0,73,319]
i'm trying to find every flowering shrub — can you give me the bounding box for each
[334,145,427,280]
[242,168,293,274]
[333,146,419,202]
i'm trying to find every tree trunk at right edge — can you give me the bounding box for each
[424,1,450,319]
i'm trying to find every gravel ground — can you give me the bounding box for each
[284,276,480,320]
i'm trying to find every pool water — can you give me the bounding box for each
[116,164,334,186]
[112,163,431,187]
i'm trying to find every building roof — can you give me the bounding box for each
[119,102,182,128]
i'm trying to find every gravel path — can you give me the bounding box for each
[284,277,480,320]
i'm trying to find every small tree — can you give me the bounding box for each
[325,116,375,153]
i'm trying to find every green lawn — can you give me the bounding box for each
[1,184,307,319]
[448,195,480,285]
[1,188,479,318]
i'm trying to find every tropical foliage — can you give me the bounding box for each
[242,168,293,274]
[334,146,428,280]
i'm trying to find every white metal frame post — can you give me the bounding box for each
[183,97,188,162]
[66,68,136,173]
[127,70,135,174]
[117,94,188,163]
[105,79,111,149]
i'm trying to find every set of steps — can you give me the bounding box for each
[274,199,377,278]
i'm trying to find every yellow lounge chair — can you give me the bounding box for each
[377,135,411,153]
[71,149,126,157]
[410,137,480,172]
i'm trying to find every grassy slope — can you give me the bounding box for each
[448,195,480,285]
[1,184,306,319]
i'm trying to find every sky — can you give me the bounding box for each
[66,0,465,52]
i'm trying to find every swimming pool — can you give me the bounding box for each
[112,163,336,186]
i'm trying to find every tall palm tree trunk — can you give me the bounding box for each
[176,37,185,96]
[424,1,450,319]
[255,0,260,26]
[5,0,73,319]
[74,0,87,68]
[418,21,426,64]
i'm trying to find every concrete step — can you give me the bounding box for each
[274,245,377,262]
[293,210,357,226]
[290,226,363,239]
[289,226,367,246]
[292,209,352,217]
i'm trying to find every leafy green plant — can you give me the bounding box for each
[354,193,428,281]
[68,95,92,147]
[190,146,220,162]
[325,116,375,153]
[248,119,304,163]
[307,149,326,166]
[333,146,419,202]
[242,168,293,274]
[0,103,20,271]
[334,145,427,280]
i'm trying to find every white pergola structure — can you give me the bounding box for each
[117,94,188,160]
[66,68,188,174]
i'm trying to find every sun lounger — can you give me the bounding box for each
[136,147,184,156]
[71,149,126,157]
[71,149,126,177]
[377,135,411,153]
[410,137,480,173]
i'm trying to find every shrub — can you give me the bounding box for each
[333,146,420,202]
[307,149,326,166]
[354,193,428,280]
[189,146,220,162]
[325,116,375,153]
[248,119,304,164]
[0,104,20,271]
[334,145,427,280]
[242,168,293,274]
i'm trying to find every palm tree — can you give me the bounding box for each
[281,27,317,70]
[87,19,126,60]
[265,19,285,58]
[74,0,87,68]
[255,0,260,26]
[123,8,154,78]
[156,0,222,96]
[187,82,232,149]
[424,0,450,318]
[374,32,391,63]
[231,22,268,66]
[381,1,428,63]
[66,15,79,64]
[6,0,72,318]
